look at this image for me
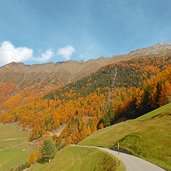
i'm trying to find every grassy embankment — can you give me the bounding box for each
[79,103,171,171]
[33,146,124,171]
[0,123,35,171]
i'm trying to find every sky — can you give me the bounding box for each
[0,0,171,66]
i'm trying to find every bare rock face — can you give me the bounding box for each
[128,42,171,57]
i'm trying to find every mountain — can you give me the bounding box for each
[128,42,171,57]
[0,55,131,112]
[0,47,170,142]
[0,43,171,170]
[1,42,171,113]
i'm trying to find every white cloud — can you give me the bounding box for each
[0,41,33,65]
[57,45,75,60]
[0,41,54,66]
[0,41,76,66]
[33,49,54,62]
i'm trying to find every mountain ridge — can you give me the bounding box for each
[2,41,171,67]
[128,42,171,57]
[0,42,171,113]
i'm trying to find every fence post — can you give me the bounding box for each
[118,142,120,165]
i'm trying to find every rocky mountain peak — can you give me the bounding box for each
[129,42,171,57]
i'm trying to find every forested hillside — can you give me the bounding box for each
[0,55,171,148]
[1,43,171,115]
[0,55,132,113]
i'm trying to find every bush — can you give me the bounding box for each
[11,162,30,171]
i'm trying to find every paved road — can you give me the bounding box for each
[71,145,165,171]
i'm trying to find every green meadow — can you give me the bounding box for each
[33,146,124,171]
[0,123,35,171]
[80,103,171,171]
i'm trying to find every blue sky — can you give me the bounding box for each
[0,0,171,65]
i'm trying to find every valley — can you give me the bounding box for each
[0,43,171,171]
[1,1,171,170]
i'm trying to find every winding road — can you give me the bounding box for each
[71,145,165,171]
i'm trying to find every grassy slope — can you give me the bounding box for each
[0,123,35,171]
[80,103,171,171]
[33,146,124,171]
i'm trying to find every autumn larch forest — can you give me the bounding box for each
[0,54,171,146]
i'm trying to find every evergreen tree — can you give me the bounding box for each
[41,139,57,162]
